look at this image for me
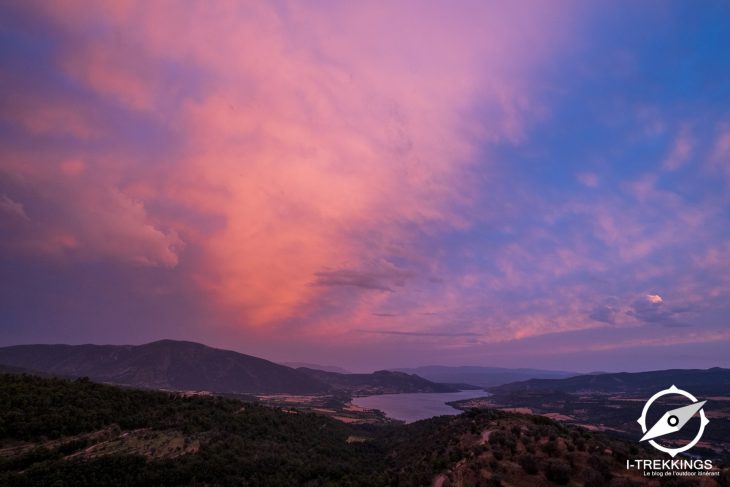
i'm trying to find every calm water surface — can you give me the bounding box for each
[352,389,489,423]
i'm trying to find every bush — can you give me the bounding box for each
[588,453,612,481]
[544,459,571,485]
[607,478,639,487]
[542,439,559,456]
[517,454,538,475]
[611,444,629,463]
[658,478,700,487]
[489,430,506,447]
[720,469,730,487]
[584,468,607,487]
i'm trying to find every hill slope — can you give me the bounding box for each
[0,340,330,394]
[282,362,351,373]
[0,340,464,396]
[488,367,730,395]
[393,365,576,388]
[0,374,695,487]
[297,367,475,395]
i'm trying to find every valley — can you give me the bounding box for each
[5,373,728,486]
[449,370,730,460]
[2,341,729,486]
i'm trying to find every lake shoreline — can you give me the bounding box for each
[352,389,490,423]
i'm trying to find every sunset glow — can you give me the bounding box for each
[1,1,729,372]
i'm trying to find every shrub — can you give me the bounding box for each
[544,459,571,485]
[658,478,700,487]
[489,430,506,447]
[542,439,559,456]
[517,454,538,475]
[588,453,612,481]
[584,468,607,487]
[607,478,639,487]
[719,469,730,487]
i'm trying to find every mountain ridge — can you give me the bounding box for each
[487,366,730,395]
[0,340,330,394]
[0,340,472,396]
[297,367,478,395]
[393,365,577,388]
[282,362,350,374]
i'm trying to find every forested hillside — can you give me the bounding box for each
[1,374,728,486]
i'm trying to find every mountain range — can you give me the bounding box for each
[487,366,730,395]
[0,340,330,394]
[392,365,576,388]
[4,339,727,399]
[0,340,470,395]
[296,367,474,395]
[282,362,351,374]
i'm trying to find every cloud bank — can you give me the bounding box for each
[1,1,730,370]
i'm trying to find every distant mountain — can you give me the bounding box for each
[488,367,730,395]
[0,363,38,375]
[0,340,330,394]
[0,340,467,396]
[297,368,478,395]
[282,362,351,374]
[392,365,577,388]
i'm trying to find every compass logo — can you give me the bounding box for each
[637,385,710,457]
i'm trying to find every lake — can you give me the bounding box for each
[352,389,489,423]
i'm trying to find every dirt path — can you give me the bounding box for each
[480,429,492,445]
[432,473,447,487]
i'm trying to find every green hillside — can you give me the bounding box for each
[1,374,728,486]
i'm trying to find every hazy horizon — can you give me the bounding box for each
[1,1,730,373]
[1,337,726,375]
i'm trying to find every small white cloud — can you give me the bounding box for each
[646,294,663,304]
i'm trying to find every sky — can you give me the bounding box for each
[1,1,729,373]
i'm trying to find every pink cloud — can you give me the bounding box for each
[561,330,730,354]
[1,1,575,327]
[577,172,599,188]
[0,194,30,221]
[0,93,102,140]
[0,148,183,267]
[662,126,694,171]
[710,123,730,183]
